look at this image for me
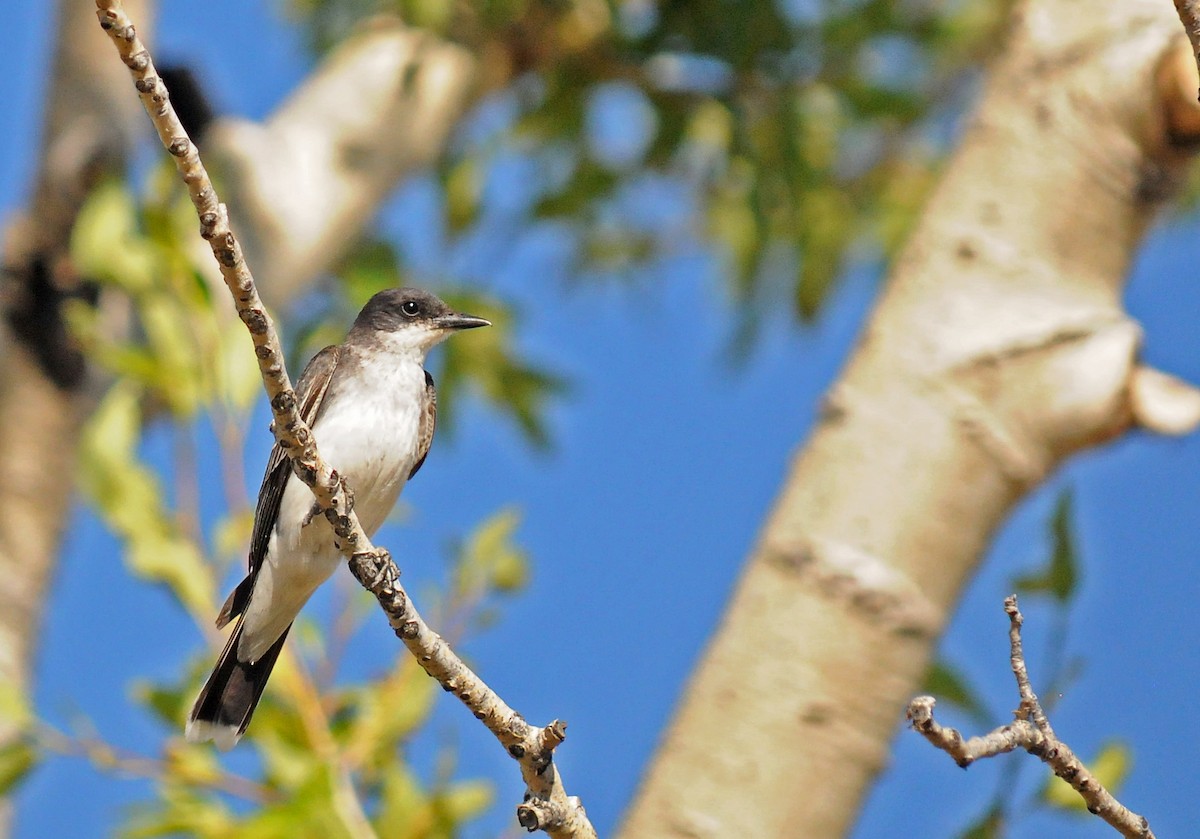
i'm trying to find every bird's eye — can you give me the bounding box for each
[401,300,421,317]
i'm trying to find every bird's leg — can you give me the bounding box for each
[301,500,321,528]
[316,469,356,529]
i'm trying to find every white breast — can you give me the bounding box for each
[239,341,430,662]
[312,355,427,533]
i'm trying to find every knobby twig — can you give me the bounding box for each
[906,595,1152,839]
[93,3,594,835]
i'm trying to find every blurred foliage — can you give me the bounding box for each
[117,508,523,838]
[0,738,38,796]
[921,659,991,729]
[1013,490,1078,604]
[452,506,529,596]
[57,174,536,835]
[71,176,258,614]
[71,177,264,417]
[288,0,1013,327]
[79,381,215,615]
[0,680,37,795]
[957,805,1003,839]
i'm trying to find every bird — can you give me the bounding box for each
[186,287,489,749]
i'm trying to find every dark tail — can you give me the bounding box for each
[186,621,290,750]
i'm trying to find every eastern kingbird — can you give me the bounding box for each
[187,287,489,749]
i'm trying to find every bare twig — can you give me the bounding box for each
[93,3,594,835]
[37,723,275,804]
[907,595,1153,839]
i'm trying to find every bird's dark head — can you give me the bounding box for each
[349,288,490,355]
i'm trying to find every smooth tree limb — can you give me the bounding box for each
[92,3,593,835]
[204,18,475,306]
[619,1,1200,835]
[908,596,1153,839]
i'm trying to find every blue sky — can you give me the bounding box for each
[4,3,1200,838]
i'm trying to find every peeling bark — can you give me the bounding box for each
[619,2,1200,836]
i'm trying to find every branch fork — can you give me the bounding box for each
[907,596,1152,839]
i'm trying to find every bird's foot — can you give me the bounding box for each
[350,548,396,592]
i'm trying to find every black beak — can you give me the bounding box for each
[434,313,491,331]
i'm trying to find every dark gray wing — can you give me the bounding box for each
[215,345,342,628]
[408,370,436,480]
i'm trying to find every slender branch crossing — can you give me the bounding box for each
[907,596,1153,839]
[93,3,593,835]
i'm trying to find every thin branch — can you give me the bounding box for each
[907,595,1153,839]
[93,3,594,836]
[37,723,274,804]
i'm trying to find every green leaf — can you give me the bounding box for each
[1090,741,1133,793]
[140,293,204,416]
[534,156,619,220]
[375,762,431,838]
[957,804,1004,839]
[922,659,991,727]
[128,535,213,617]
[162,742,223,789]
[1013,489,1079,603]
[133,680,191,729]
[119,786,235,839]
[212,509,255,561]
[251,709,320,792]
[433,778,493,824]
[489,545,530,593]
[0,739,38,795]
[1042,741,1131,812]
[454,507,529,597]
[215,322,266,411]
[78,383,215,614]
[338,238,403,308]
[439,293,565,448]
[236,768,349,839]
[708,157,762,286]
[0,681,33,730]
[344,658,437,771]
[71,180,157,292]
[444,156,482,232]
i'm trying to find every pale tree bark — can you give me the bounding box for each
[620,1,1200,836]
[204,18,475,305]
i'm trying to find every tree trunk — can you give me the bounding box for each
[0,2,152,835]
[619,1,1200,835]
